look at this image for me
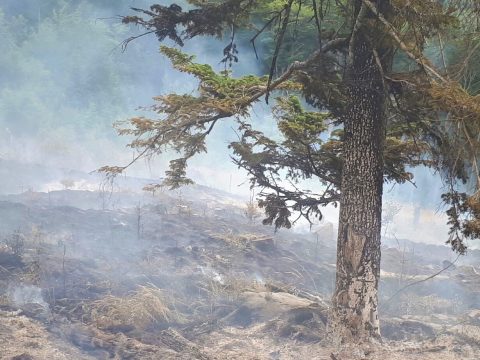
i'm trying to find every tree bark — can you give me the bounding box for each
[330,0,390,342]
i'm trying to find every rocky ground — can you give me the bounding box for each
[0,184,479,359]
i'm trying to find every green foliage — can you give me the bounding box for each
[161,46,270,107]
[275,96,328,142]
[442,191,480,254]
[101,46,299,188]
[0,1,150,146]
[229,96,341,227]
[121,0,257,64]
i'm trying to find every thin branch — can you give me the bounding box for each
[120,30,156,52]
[250,14,281,59]
[312,0,322,46]
[361,0,446,83]
[381,253,461,309]
[248,37,347,104]
[266,0,295,103]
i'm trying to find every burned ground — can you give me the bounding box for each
[0,185,479,359]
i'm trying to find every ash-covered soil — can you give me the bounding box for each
[0,184,479,359]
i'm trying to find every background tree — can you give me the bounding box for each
[101,0,480,342]
[0,0,174,171]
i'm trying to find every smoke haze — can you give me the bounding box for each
[0,0,471,249]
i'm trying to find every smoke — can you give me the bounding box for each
[8,284,50,318]
[0,0,263,195]
[8,284,47,307]
[0,6,479,354]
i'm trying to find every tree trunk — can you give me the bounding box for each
[330,0,390,342]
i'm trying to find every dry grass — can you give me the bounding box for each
[210,229,249,249]
[202,273,267,305]
[210,229,269,250]
[89,285,183,330]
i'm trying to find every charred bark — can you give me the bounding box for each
[330,0,391,342]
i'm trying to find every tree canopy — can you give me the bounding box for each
[103,0,480,254]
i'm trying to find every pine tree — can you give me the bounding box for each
[100,0,480,342]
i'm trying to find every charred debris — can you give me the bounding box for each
[0,178,479,359]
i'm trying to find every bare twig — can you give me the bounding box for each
[381,253,461,309]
